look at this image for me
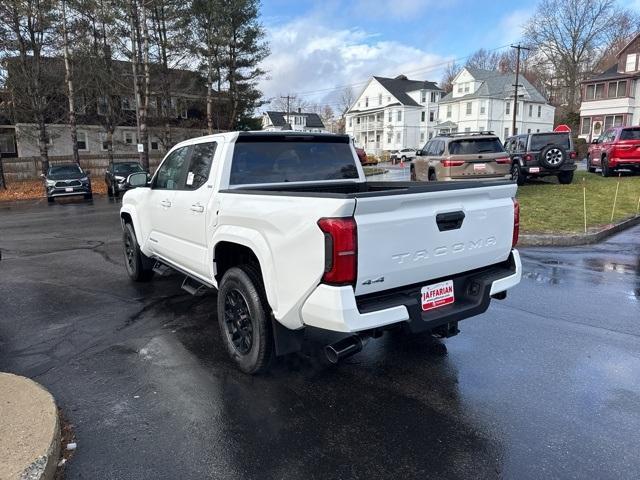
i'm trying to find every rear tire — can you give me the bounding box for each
[428,170,437,182]
[557,170,574,184]
[123,223,154,282]
[512,163,526,186]
[601,157,611,177]
[47,196,54,204]
[84,192,93,200]
[217,265,273,374]
[106,183,113,197]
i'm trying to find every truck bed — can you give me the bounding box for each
[222,180,512,199]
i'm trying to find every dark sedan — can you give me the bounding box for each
[105,161,147,197]
[43,163,92,203]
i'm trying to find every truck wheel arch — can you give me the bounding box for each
[213,240,277,312]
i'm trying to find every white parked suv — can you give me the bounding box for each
[120,132,522,374]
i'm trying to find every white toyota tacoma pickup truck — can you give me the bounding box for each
[120,131,521,374]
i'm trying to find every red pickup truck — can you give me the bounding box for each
[587,126,640,177]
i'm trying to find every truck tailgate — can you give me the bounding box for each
[354,183,517,296]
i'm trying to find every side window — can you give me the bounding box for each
[504,139,513,153]
[153,146,190,190]
[422,141,432,155]
[435,140,445,156]
[517,136,527,152]
[185,142,217,190]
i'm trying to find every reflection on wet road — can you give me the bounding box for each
[0,197,639,479]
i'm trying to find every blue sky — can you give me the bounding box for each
[258,0,640,109]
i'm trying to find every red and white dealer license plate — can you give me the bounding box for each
[421,280,455,312]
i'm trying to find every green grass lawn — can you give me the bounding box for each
[517,171,640,234]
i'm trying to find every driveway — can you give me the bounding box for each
[1,197,639,479]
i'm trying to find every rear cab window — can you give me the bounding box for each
[447,137,505,155]
[620,128,640,140]
[229,134,359,186]
[529,134,571,151]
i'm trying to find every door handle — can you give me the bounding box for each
[190,203,204,213]
[160,199,172,208]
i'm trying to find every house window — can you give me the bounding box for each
[430,91,437,103]
[515,102,519,116]
[75,95,87,114]
[396,132,401,142]
[538,105,542,117]
[357,117,361,124]
[387,96,391,102]
[97,96,108,115]
[514,127,518,135]
[464,127,471,132]
[420,132,425,141]
[506,102,510,115]
[365,97,369,107]
[77,131,88,151]
[123,131,136,145]
[608,80,627,98]
[604,115,624,129]
[387,133,392,144]
[457,84,463,93]
[504,127,509,139]
[466,102,472,115]
[626,53,637,72]
[586,83,605,100]
[99,132,108,151]
[529,104,533,117]
[428,132,433,139]
[581,117,591,135]
[536,129,540,132]
[464,83,469,93]
[429,111,435,122]
[378,94,382,105]
[121,95,135,111]
[421,111,426,122]
[150,139,159,151]
[397,110,402,121]
[421,91,426,103]
[527,129,531,133]
[480,101,486,114]
[388,110,392,122]
[348,117,352,127]
[446,105,451,118]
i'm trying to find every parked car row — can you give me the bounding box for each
[43,161,149,203]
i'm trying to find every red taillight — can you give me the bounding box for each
[441,159,465,167]
[569,151,577,159]
[524,154,532,162]
[512,198,520,248]
[318,217,357,286]
[496,157,511,164]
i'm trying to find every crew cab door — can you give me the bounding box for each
[167,141,219,277]
[146,145,191,259]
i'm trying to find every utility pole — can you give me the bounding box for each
[281,95,293,128]
[511,44,530,137]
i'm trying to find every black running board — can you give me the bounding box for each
[152,258,214,296]
[181,276,208,296]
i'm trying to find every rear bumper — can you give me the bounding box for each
[300,250,521,333]
[609,158,640,168]
[523,164,576,174]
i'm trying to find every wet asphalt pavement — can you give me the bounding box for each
[1,196,639,480]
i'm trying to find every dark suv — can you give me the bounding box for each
[42,163,92,203]
[504,132,577,185]
[105,161,148,197]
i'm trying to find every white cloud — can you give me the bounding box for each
[259,16,451,109]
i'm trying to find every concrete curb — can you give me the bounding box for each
[519,215,640,247]
[0,373,60,480]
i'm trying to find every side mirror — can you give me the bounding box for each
[591,139,599,144]
[85,170,91,175]
[416,150,423,156]
[127,172,149,188]
[40,173,46,179]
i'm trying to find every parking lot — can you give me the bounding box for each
[1,196,639,479]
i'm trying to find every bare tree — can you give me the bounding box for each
[128,0,150,169]
[60,0,79,163]
[524,0,633,113]
[270,94,310,113]
[440,61,461,94]
[0,0,58,173]
[465,49,501,71]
